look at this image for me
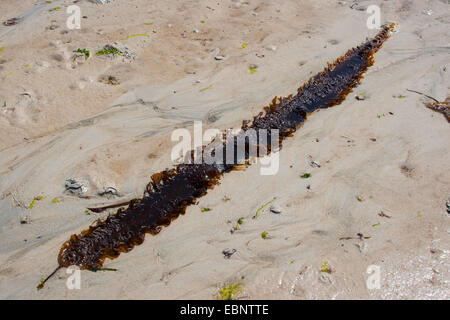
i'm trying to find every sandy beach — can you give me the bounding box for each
[0,0,449,299]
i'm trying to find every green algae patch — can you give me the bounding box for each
[218,282,243,300]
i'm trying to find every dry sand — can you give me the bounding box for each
[0,0,449,299]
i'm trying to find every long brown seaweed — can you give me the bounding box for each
[50,24,395,281]
[426,97,450,123]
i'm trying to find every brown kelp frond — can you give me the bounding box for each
[53,24,395,277]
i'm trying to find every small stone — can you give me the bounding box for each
[193,29,199,33]
[214,55,226,61]
[356,240,367,253]
[265,44,277,51]
[356,92,368,100]
[270,204,282,214]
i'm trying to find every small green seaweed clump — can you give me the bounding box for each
[73,48,90,60]
[218,282,243,300]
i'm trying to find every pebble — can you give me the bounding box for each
[65,178,89,196]
[270,204,282,214]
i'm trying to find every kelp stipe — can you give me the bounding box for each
[55,24,395,274]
